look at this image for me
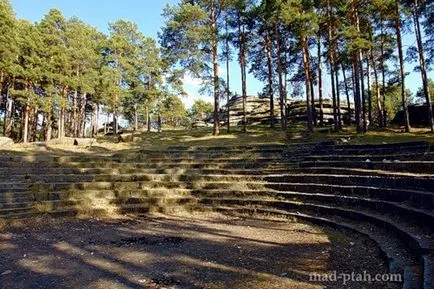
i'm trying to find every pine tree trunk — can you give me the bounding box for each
[91,103,98,137]
[45,111,52,141]
[353,58,363,133]
[394,0,411,132]
[275,22,286,129]
[330,52,338,131]
[211,0,220,136]
[335,65,342,129]
[72,90,78,137]
[134,104,138,131]
[360,53,367,132]
[59,86,68,139]
[265,29,274,128]
[146,105,151,132]
[239,21,247,133]
[4,91,13,137]
[351,2,363,133]
[302,37,313,132]
[380,18,387,127]
[413,0,433,132]
[105,112,108,135]
[370,48,383,126]
[79,93,86,137]
[113,111,118,135]
[310,74,316,126]
[341,63,352,124]
[30,107,38,142]
[318,34,324,126]
[225,17,230,133]
[327,0,338,131]
[366,52,373,127]
[22,105,29,143]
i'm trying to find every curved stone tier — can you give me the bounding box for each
[1,141,433,288]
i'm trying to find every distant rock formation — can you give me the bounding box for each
[287,100,355,124]
[193,95,354,127]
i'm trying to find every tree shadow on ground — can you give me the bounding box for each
[0,214,389,289]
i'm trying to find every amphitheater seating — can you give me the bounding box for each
[0,140,433,288]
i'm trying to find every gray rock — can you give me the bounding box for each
[0,137,14,148]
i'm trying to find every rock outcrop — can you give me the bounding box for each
[193,95,354,127]
[0,137,14,148]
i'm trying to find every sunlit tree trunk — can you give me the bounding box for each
[341,62,352,124]
[327,0,338,131]
[335,64,342,129]
[413,0,433,132]
[225,17,231,133]
[239,21,248,133]
[211,0,220,135]
[318,33,324,126]
[366,52,373,126]
[265,29,275,128]
[302,37,313,132]
[394,0,411,132]
[72,90,78,137]
[275,22,286,129]
[45,111,52,141]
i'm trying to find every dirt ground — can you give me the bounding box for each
[0,212,390,289]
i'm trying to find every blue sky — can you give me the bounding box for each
[10,0,431,108]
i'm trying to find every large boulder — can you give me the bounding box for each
[0,137,14,148]
[119,133,134,142]
[197,95,353,127]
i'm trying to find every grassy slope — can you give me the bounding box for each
[2,124,434,155]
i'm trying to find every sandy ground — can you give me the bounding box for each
[0,212,390,289]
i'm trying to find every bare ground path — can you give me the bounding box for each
[0,212,389,289]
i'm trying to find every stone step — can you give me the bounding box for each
[163,143,319,151]
[0,168,296,181]
[424,254,434,289]
[263,174,434,192]
[122,147,314,156]
[0,157,300,168]
[0,206,34,216]
[316,141,431,151]
[300,161,434,174]
[206,205,424,289]
[0,197,196,217]
[0,180,272,194]
[0,188,198,204]
[3,166,433,182]
[0,146,313,163]
[1,173,432,192]
[305,152,434,162]
[313,144,432,156]
[189,190,434,224]
[0,161,297,170]
[295,167,434,178]
[263,183,434,210]
[333,141,432,150]
[2,178,433,209]
[2,186,432,214]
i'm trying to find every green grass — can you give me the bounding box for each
[118,124,434,150]
[2,123,434,156]
[97,126,291,150]
[306,126,434,144]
